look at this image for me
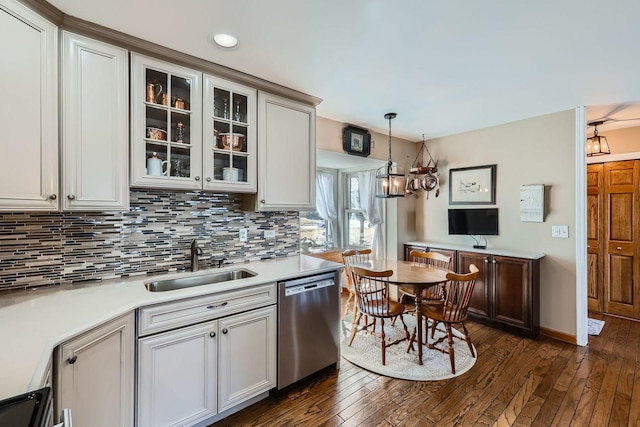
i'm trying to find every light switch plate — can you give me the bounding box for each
[552,225,569,238]
[264,230,276,239]
[239,228,248,242]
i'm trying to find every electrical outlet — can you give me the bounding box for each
[551,225,569,238]
[239,228,248,242]
[264,230,276,239]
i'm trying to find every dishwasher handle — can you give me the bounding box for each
[284,278,335,296]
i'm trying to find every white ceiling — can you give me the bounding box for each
[48,0,640,141]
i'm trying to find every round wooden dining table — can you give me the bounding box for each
[352,259,449,365]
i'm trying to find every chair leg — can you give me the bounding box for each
[444,323,456,374]
[342,290,354,319]
[407,326,417,353]
[380,318,386,365]
[461,322,475,358]
[431,319,438,339]
[348,312,363,347]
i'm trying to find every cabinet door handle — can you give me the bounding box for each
[222,328,228,334]
[206,177,211,182]
[209,332,216,338]
[48,194,57,200]
[492,259,497,264]
[260,199,265,204]
[195,176,201,181]
[206,301,228,309]
[67,194,75,200]
[617,247,622,250]
[67,354,77,364]
[484,259,489,263]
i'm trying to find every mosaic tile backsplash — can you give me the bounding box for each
[0,190,300,290]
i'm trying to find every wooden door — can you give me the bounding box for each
[218,305,276,412]
[0,0,58,211]
[137,319,218,427]
[61,31,129,210]
[586,163,604,312]
[492,256,532,331]
[56,313,134,427]
[257,92,316,211]
[603,160,640,318]
[458,251,490,319]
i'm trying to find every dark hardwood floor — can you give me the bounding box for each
[212,312,640,426]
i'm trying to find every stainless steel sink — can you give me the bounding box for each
[144,269,257,292]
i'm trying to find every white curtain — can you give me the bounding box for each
[358,170,385,259]
[315,171,337,247]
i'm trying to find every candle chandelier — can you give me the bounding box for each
[375,113,406,198]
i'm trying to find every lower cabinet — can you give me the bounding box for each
[404,243,540,338]
[458,251,540,338]
[137,305,276,426]
[55,312,134,427]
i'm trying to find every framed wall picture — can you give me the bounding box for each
[342,126,371,157]
[449,164,497,205]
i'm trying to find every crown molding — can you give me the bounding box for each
[21,0,322,107]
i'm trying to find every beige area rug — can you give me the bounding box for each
[341,313,476,381]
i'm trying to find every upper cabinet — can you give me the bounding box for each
[255,92,316,211]
[0,0,58,211]
[61,31,129,210]
[130,53,203,189]
[203,74,257,192]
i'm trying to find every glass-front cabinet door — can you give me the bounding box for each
[131,54,202,189]
[203,74,257,192]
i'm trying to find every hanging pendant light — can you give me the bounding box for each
[376,113,406,198]
[586,121,611,156]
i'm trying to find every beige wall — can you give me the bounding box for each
[417,109,578,336]
[589,125,640,154]
[316,116,417,259]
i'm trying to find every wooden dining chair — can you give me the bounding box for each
[341,249,372,320]
[399,250,452,304]
[348,266,411,365]
[420,264,479,374]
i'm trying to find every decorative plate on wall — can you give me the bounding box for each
[343,125,371,157]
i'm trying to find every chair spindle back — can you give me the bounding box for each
[441,264,479,322]
[351,266,393,317]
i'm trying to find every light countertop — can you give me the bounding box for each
[0,255,343,400]
[405,241,545,260]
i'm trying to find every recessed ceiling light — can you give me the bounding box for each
[210,33,239,49]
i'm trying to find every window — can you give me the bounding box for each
[344,173,375,248]
[299,169,337,250]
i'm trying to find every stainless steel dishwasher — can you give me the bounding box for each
[277,271,340,389]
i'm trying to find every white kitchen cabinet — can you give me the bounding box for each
[218,305,276,412]
[136,286,277,426]
[137,320,218,427]
[55,312,134,427]
[203,74,257,193]
[0,0,58,211]
[61,31,129,210]
[255,92,316,211]
[130,53,203,189]
[137,305,276,426]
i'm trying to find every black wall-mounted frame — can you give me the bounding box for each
[342,125,371,157]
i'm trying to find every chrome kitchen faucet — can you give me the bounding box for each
[190,239,203,272]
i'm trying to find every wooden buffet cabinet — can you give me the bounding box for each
[404,242,543,338]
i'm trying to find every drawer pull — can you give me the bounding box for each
[617,247,622,250]
[210,332,216,338]
[67,354,77,364]
[206,302,228,309]
[222,328,228,334]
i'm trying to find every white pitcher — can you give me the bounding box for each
[147,154,168,176]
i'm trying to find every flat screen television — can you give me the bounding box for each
[448,208,499,236]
